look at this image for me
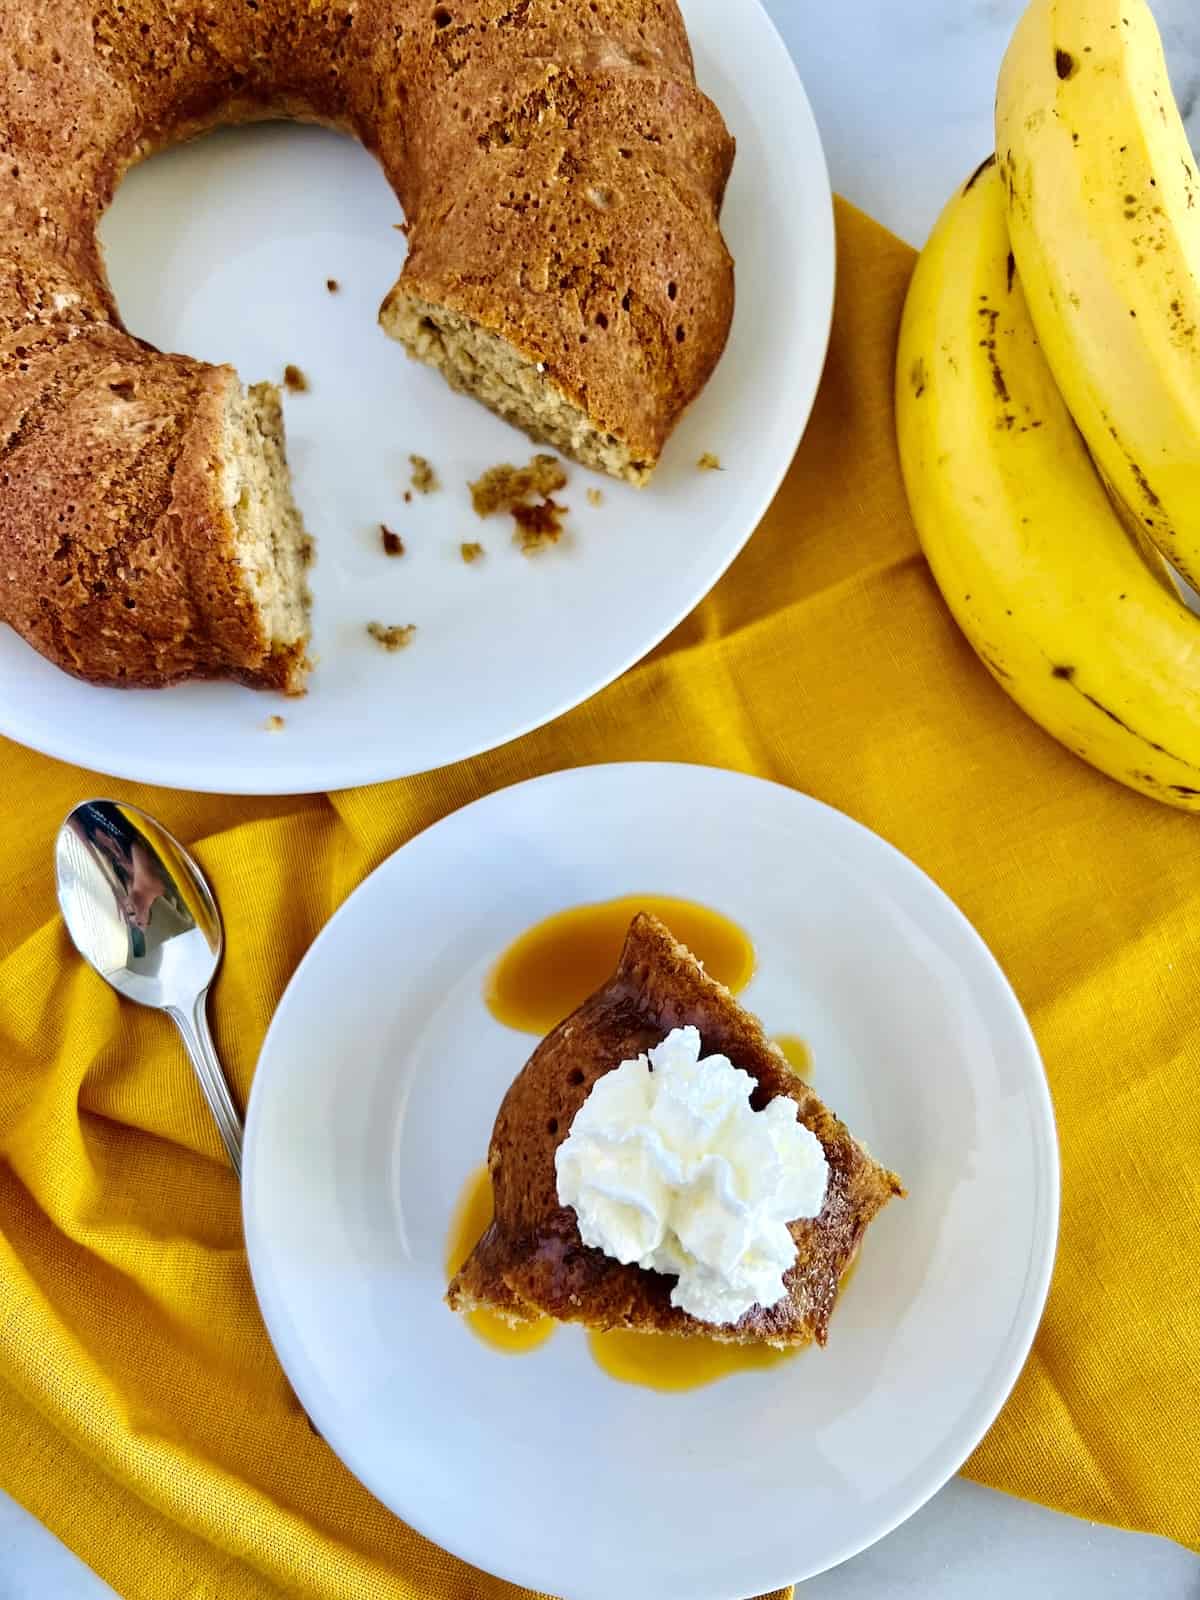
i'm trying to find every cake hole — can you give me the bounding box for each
[547,1118,559,1134]
[594,311,608,328]
[667,280,677,300]
[675,324,685,342]
[568,1068,585,1085]
[621,288,632,311]
[433,4,452,23]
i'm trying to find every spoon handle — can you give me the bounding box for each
[168,993,244,1180]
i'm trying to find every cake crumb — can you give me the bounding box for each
[513,498,568,554]
[469,453,567,517]
[326,278,339,293]
[367,622,417,652]
[409,454,439,494]
[263,714,286,733]
[586,487,604,507]
[460,541,485,564]
[403,490,413,504]
[697,451,723,472]
[380,524,405,557]
[283,364,309,393]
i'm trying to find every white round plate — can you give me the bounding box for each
[243,763,1059,1600]
[0,0,832,795]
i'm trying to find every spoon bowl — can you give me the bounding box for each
[55,799,242,1176]
[56,800,222,1004]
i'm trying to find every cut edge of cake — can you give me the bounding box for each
[380,289,655,487]
[218,376,314,694]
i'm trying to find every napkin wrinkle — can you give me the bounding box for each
[0,198,1196,1600]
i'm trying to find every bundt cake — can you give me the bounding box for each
[0,0,734,692]
[448,915,904,1348]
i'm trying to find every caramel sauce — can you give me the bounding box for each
[445,1166,554,1354]
[446,1174,862,1388]
[587,1327,798,1390]
[589,1249,861,1390]
[772,1033,813,1078]
[486,894,755,1036]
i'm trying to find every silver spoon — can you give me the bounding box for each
[55,799,243,1177]
[55,801,322,1437]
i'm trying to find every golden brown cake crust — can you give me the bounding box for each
[0,0,734,687]
[448,915,904,1348]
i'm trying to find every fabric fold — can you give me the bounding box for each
[0,197,1196,1600]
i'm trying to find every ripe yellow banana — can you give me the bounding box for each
[895,156,1200,811]
[995,0,1200,589]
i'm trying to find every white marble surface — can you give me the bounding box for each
[791,0,1199,248]
[3,2,1199,1596]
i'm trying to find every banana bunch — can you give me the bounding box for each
[896,0,1200,810]
[998,0,1200,589]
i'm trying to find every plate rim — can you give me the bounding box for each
[0,0,834,797]
[242,759,1061,1597]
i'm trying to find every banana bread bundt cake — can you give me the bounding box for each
[0,0,734,691]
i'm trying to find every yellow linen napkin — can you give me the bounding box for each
[1,198,1197,1600]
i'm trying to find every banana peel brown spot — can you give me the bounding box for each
[1167,297,1197,347]
[910,358,927,398]
[1128,459,1163,511]
[975,649,1013,682]
[1104,422,1166,519]
[977,307,1010,403]
[1129,773,1200,805]
[1058,678,1200,770]
[1055,48,1077,80]
[1006,251,1016,293]
[963,154,997,195]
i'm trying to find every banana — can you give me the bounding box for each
[895,155,1200,811]
[995,0,1200,589]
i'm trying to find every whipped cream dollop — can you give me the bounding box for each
[554,1025,829,1325]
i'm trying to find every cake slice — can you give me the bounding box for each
[448,914,903,1348]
